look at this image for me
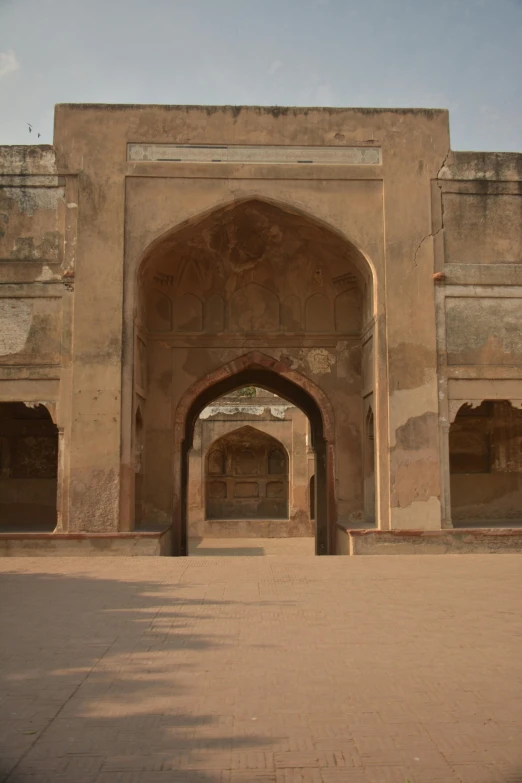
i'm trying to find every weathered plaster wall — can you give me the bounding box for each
[4,106,521,544]
[0,145,72,532]
[436,150,522,527]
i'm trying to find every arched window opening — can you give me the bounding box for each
[207,449,225,475]
[449,401,522,526]
[0,402,58,532]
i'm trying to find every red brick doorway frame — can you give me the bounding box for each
[172,351,336,556]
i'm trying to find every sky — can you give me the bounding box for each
[1,0,521,151]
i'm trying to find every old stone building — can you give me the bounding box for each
[0,104,521,556]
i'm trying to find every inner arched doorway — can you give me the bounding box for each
[174,356,335,556]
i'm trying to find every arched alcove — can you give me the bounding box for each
[131,197,378,547]
[0,402,58,531]
[204,426,289,521]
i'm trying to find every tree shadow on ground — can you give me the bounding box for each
[0,568,280,783]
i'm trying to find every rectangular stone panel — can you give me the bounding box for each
[0,185,65,264]
[443,193,522,264]
[233,481,259,498]
[445,297,522,366]
[0,297,62,365]
[128,144,381,165]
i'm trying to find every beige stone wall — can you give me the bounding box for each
[0,105,520,546]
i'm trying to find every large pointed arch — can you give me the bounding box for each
[121,194,382,539]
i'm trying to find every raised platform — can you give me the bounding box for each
[0,528,172,557]
[337,526,522,555]
[2,526,522,556]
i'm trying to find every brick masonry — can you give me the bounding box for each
[1,554,522,782]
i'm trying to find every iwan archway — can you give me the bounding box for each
[131,197,377,553]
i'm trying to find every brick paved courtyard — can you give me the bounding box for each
[1,554,522,783]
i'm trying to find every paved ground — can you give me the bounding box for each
[1,554,522,783]
[189,537,315,556]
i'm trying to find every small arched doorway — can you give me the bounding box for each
[174,357,334,556]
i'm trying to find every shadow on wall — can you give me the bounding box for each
[0,570,277,782]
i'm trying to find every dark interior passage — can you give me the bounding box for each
[0,402,58,531]
[450,400,522,526]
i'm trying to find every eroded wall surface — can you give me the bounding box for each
[436,152,522,525]
[0,145,73,531]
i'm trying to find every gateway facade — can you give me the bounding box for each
[0,105,521,555]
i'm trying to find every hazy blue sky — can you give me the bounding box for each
[1,0,521,150]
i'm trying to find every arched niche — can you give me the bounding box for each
[147,289,171,332]
[305,294,332,333]
[173,293,202,332]
[204,293,225,333]
[282,295,302,332]
[204,425,289,521]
